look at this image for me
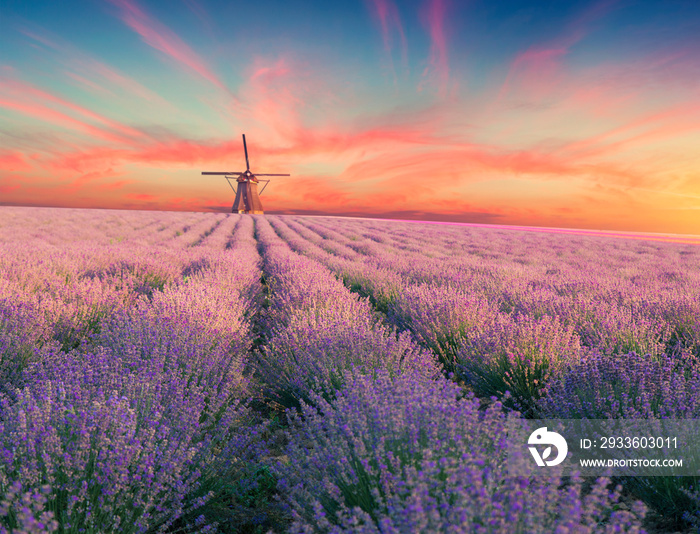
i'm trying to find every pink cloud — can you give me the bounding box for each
[495,47,568,105]
[127,193,157,201]
[336,138,649,199]
[288,176,354,207]
[366,0,408,78]
[22,29,168,104]
[107,0,230,93]
[251,59,293,84]
[496,0,620,106]
[420,0,450,95]
[233,54,452,161]
[65,71,116,97]
[84,60,168,104]
[40,123,432,177]
[559,100,700,160]
[0,78,146,142]
[0,184,21,195]
[98,179,134,191]
[0,96,129,144]
[256,136,652,218]
[66,168,124,193]
[239,56,319,144]
[0,151,32,172]
[0,172,25,194]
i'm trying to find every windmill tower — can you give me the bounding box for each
[202,134,290,214]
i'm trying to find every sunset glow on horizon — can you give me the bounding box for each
[1,0,699,235]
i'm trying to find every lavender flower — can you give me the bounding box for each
[253,217,440,408]
[277,369,646,533]
[538,350,700,529]
[538,350,700,420]
[0,343,251,533]
[454,312,582,415]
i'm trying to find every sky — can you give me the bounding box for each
[0,0,699,235]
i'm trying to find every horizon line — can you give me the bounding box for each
[1,204,699,245]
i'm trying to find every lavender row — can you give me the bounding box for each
[270,215,700,528]
[267,217,563,413]
[301,216,700,325]
[271,217,698,397]
[0,207,195,246]
[0,209,255,397]
[251,216,645,532]
[274,368,646,533]
[0,208,263,532]
[251,215,441,409]
[314,217,700,364]
[266,217,541,408]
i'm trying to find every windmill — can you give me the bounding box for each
[202,134,290,214]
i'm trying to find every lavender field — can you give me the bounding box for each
[1,206,699,533]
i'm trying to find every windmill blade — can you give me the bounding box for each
[242,134,250,171]
[255,173,291,176]
[202,171,244,175]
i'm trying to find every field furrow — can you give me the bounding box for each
[252,215,441,410]
[195,213,240,249]
[270,216,700,411]
[0,208,268,533]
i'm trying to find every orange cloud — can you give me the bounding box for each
[0,151,32,172]
[98,180,134,191]
[126,193,157,201]
[560,100,700,160]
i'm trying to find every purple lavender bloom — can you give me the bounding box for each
[454,312,583,415]
[4,207,700,532]
[0,208,264,533]
[538,350,700,529]
[253,217,440,408]
[0,343,250,533]
[538,350,700,420]
[277,369,645,533]
[0,298,56,397]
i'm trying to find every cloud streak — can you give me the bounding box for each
[0,151,32,173]
[366,0,408,79]
[421,0,450,95]
[106,0,229,93]
[496,0,620,106]
[21,29,167,104]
